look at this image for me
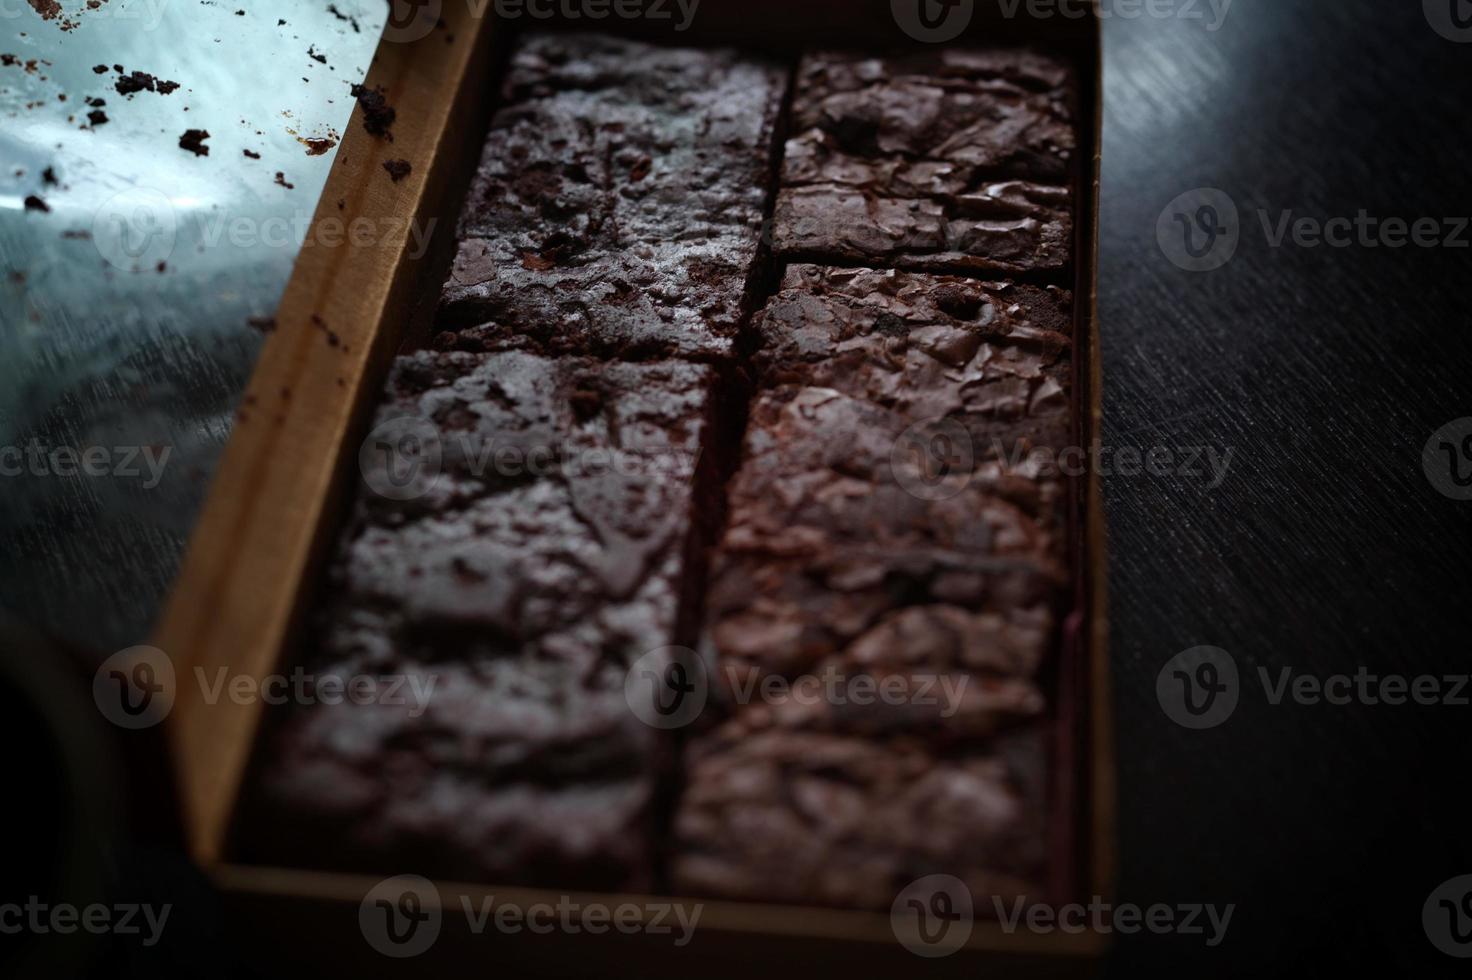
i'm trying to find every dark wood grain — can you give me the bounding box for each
[1100,2,1472,975]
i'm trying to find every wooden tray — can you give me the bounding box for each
[154,3,1111,975]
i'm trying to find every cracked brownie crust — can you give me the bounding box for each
[700,386,1065,725]
[244,350,716,889]
[671,726,1051,910]
[775,49,1076,276]
[754,265,1075,467]
[437,33,788,361]
[248,29,1086,914]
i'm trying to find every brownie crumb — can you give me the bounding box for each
[92,64,108,74]
[326,4,360,31]
[23,195,50,213]
[310,313,341,347]
[116,69,180,97]
[382,158,411,182]
[179,129,210,156]
[300,135,337,156]
[87,109,108,126]
[27,1,61,22]
[274,172,294,189]
[349,83,395,140]
[41,166,57,185]
[243,149,261,159]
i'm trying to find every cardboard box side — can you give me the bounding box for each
[154,9,501,868]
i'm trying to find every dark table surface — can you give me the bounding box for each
[1100,0,1470,975]
[4,1,1471,977]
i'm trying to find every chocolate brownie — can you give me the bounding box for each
[244,350,717,890]
[754,265,1074,466]
[700,387,1064,722]
[775,49,1075,275]
[671,725,1050,911]
[437,34,788,361]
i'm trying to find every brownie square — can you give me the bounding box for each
[244,350,717,890]
[671,725,1051,911]
[788,48,1078,183]
[754,265,1075,466]
[775,49,1076,276]
[700,386,1065,722]
[437,33,789,361]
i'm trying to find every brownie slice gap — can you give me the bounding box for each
[436,33,790,362]
[240,350,719,892]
